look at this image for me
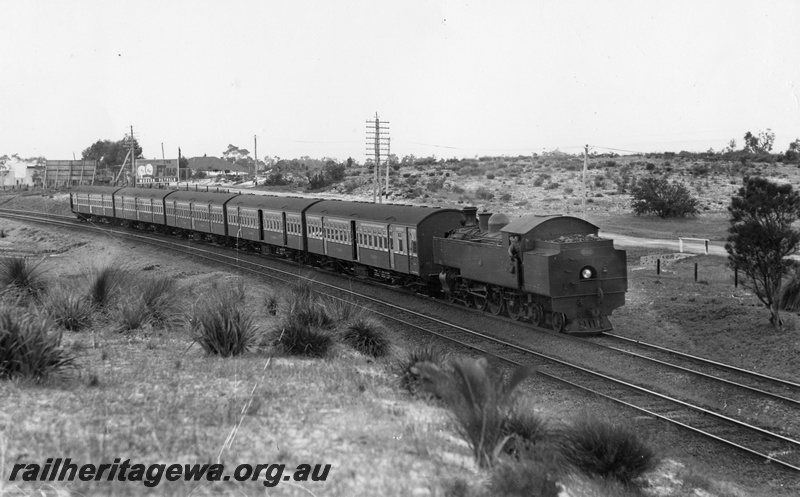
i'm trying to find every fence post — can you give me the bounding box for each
[679,238,684,253]
[734,267,738,288]
[657,259,661,275]
[694,263,698,282]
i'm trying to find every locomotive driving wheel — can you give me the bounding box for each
[506,294,524,321]
[551,312,567,333]
[487,286,505,316]
[468,282,488,311]
[529,303,543,326]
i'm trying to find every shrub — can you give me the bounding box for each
[191,292,257,357]
[475,187,494,201]
[0,303,76,379]
[544,182,560,190]
[486,173,495,180]
[563,187,574,195]
[560,414,658,484]
[499,193,512,202]
[0,256,46,298]
[779,264,800,311]
[341,315,391,358]
[427,177,445,192]
[421,357,532,468]
[452,185,465,194]
[630,177,698,218]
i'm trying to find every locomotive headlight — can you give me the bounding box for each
[579,266,596,280]
[581,268,593,279]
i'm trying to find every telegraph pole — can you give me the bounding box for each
[583,144,589,219]
[365,113,390,203]
[385,136,391,196]
[129,126,136,187]
[254,135,258,178]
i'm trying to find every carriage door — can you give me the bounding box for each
[392,226,409,274]
[281,212,287,246]
[351,221,358,260]
[408,228,419,275]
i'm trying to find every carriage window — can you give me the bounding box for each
[409,229,418,256]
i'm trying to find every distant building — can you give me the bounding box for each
[0,156,43,187]
[187,156,251,175]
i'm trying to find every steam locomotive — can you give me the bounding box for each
[70,186,627,334]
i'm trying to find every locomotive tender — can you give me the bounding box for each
[70,185,627,334]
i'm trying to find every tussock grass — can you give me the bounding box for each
[341,315,391,358]
[490,460,561,497]
[116,298,151,332]
[42,284,93,331]
[395,343,451,395]
[113,275,186,332]
[502,402,553,461]
[275,320,333,357]
[0,303,76,380]
[138,276,184,328]
[419,357,532,468]
[272,277,335,357]
[87,265,133,310]
[559,412,658,484]
[285,286,334,329]
[0,256,46,298]
[191,290,257,357]
[263,287,280,316]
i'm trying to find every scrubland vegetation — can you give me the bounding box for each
[0,254,671,495]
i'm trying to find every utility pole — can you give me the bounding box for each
[178,147,182,184]
[385,136,391,196]
[583,144,589,219]
[365,113,390,203]
[130,125,136,187]
[254,135,258,179]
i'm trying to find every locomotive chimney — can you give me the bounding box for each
[462,206,478,227]
[478,211,492,232]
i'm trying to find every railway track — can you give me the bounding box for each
[3,207,800,473]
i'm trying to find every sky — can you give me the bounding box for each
[1,0,799,163]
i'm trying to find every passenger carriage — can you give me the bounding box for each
[164,191,238,237]
[113,188,172,226]
[304,201,464,285]
[264,197,324,255]
[70,186,121,220]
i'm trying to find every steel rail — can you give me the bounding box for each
[603,331,800,389]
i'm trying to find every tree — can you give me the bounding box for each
[785,139,800,162]
[725,177,800,330]
[222,144,254,172]
[742,129,775,154]
[630,177,699,218]
[81,137,142,168]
